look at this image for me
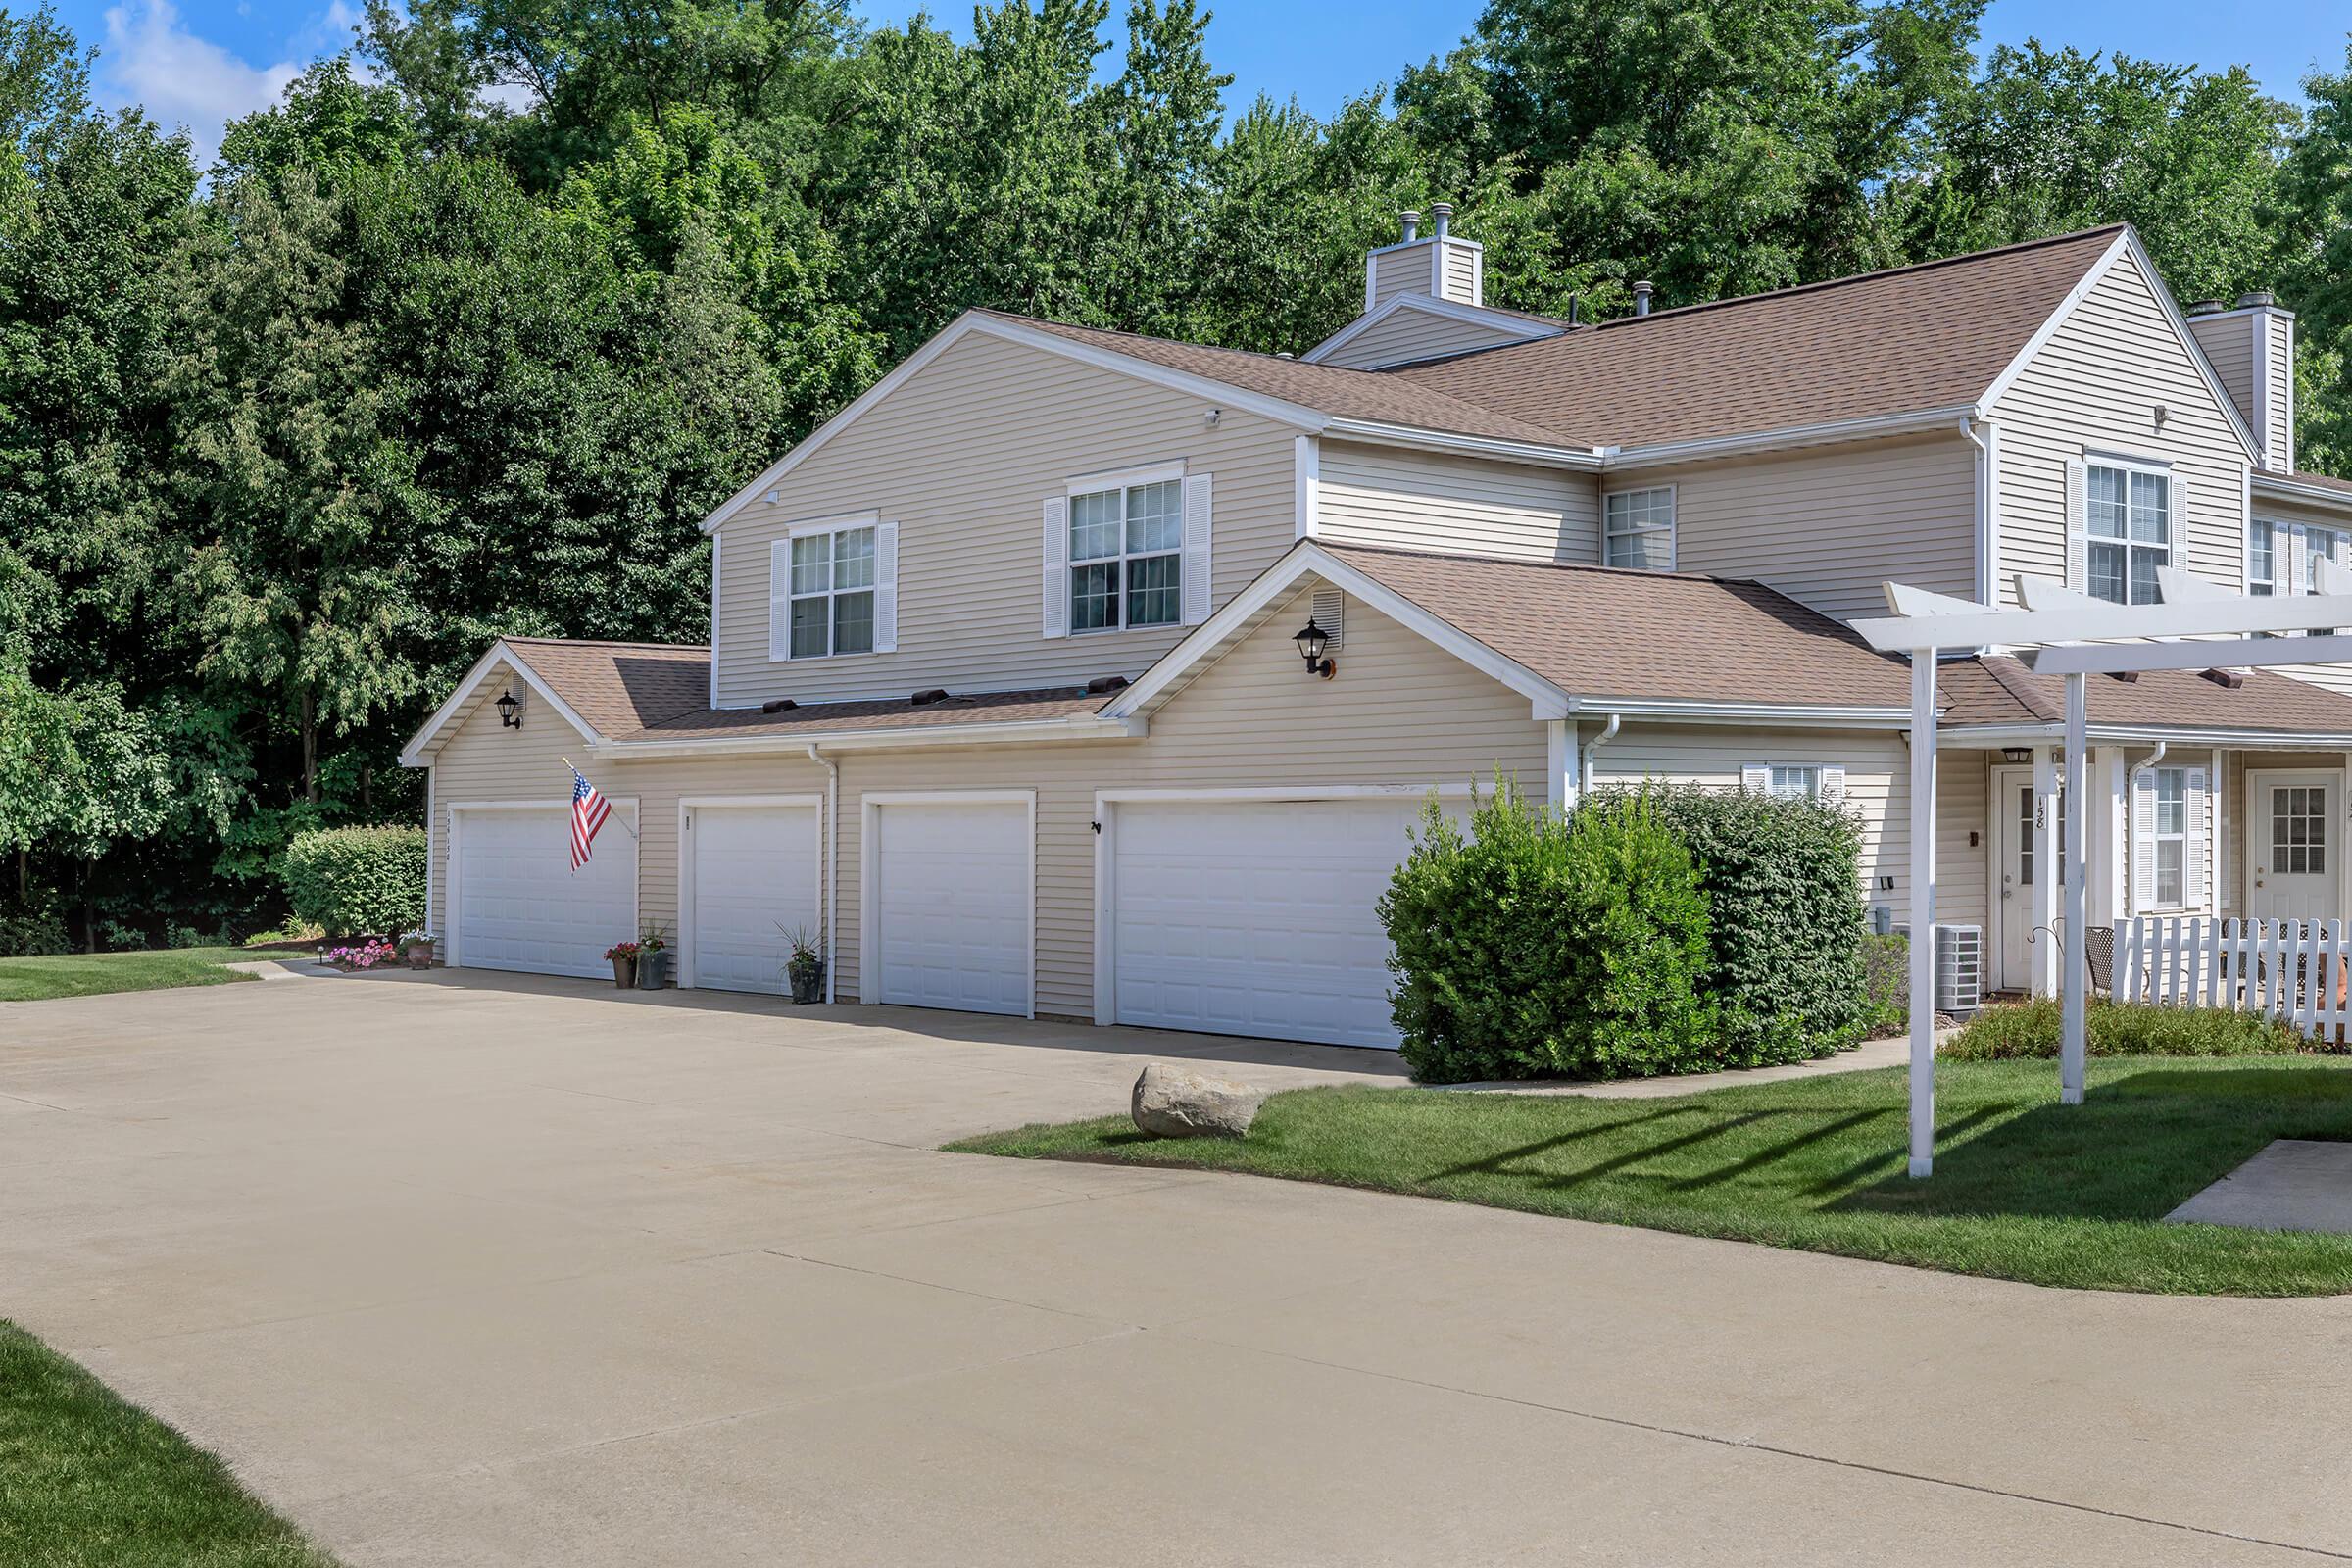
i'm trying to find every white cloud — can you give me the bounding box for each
[98,0,359,166]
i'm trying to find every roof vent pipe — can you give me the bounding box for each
[1398,209,1419,244]
[2238,291,2277,309]
[1429,202,1452,240]
[2187,299,2226,316]
[1632,280,1654,317]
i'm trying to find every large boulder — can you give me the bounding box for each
[1131,1063,1266,1139]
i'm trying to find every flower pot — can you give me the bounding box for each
[611,954,637,989]
[788,959,825,1005]
[636,950,670,990]
[403,942,433,970]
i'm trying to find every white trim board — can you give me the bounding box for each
[702,314,1326,535]
[398,641,607,766]
[858,789,1038,1019]
[674,794,824,992]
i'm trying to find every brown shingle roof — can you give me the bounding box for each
[1319,544,1914,709]
[630,686,1109,741]
[503,639,710,735]
[986,313,1581,448]
[1384,227,2126,449]
[1937,655,2352,735]
[2264,470,2352,499]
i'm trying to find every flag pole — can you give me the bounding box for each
[562,758,640,840]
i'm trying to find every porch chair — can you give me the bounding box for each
[2084,926,2115,999]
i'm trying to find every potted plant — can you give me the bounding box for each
[780,925,825,1004]
[398,928,436,970]
[605,940,640,989]
[635,926,671,990]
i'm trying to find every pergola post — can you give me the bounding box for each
[2061,672,2089,1105]
[1908,652,1939,1178]
[2031,745,2060,996]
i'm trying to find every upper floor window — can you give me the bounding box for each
[2084,461,2169,605]
[769,512,897,662]
[1069,477,1183,633]
[2249,518,2278,596]
[1604,486,1675,570]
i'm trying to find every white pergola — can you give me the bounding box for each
[1854,561,2352,1178]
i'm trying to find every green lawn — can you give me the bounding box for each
[0,946,315,1004]
[0,1319,336,1567]
[952,1056,2352,1296]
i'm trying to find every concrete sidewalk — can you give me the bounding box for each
[5,974,2348,1565]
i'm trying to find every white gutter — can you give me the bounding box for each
[806,744,839,1003]
[1568,697,1914,729]
[1581,712,1622,787]
[1948,722,2352,750]
[2250,472,2352,510]
[591,713,1144,760]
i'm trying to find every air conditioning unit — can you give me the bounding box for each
[1893,923,1984,1016]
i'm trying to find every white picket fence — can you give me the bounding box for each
[2116,916,2352,1041]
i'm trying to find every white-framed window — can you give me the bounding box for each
[1068,476,1184,634]
[1742,762,1844,803]
[1768,764,1822,800]
[789,523,876,658]
[2084,460,2170,605]
[2150,766,2188,907]
[769,512,897,662]
[1603,486,1675,570]
[2249,518,2279,597]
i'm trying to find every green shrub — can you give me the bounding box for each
[281,825,426,938]
[1610,783,1870,1067]
[1861,932,1907,1036]
[0,904,70,956]
[1381,783,1712,1082]
[1943,998,2312,1060]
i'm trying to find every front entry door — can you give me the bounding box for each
[2247,771,2338,922]
[1991,767,2062,993]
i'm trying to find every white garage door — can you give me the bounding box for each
[454,806,636,979]
[1110,796,1436,1050]
[868,798,1031,1015]
[686,801,820,994]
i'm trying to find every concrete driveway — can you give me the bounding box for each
[6,972,2351,1566]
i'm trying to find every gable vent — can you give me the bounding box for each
[1310,587,1345,648]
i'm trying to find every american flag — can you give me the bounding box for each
[569,766,612,870]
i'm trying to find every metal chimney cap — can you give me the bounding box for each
[1398,209,1420,243]
[1631,279,1655,317]
[1429,201,1452,238]
[2186,299,2227,316]
[2237,290,2277,309]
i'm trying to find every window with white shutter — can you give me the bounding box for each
[2082,458,2170,605]
[2132,763,2208,910]
[775,514,884,660]
[1053,463,1202,634]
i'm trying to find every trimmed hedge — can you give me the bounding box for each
[281,825,426,938]
[1381,783,1712,1082]
[1621,784,1870,1067]
[1943,998,2313,1059]
[1861,932,1907,1036]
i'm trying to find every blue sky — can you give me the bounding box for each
[52,0,2352,167]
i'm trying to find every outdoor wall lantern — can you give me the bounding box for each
[2000,746,2033,764]
[496,688,522,728]
[1293,619,1336,680]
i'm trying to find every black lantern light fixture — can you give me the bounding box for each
[1293,618,1336,679]
[496,688,522,729]
[2000,746,2033,764]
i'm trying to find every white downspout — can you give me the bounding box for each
[1581,712,1622,792]
[806,743,840,1003]
[1961,415,1997,611]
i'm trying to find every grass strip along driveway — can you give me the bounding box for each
[954,1056,2352,1297]
[0,1320,335,1568]
[0,947,314,1004]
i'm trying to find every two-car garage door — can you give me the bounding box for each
[1106,796,1437,1051]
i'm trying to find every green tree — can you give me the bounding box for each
[2278,41,2352,473]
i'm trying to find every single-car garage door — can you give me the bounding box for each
[865,796,1031,1016]
[684,800,820,994]
[453,805,637,979]
[1109,796,1439,1050]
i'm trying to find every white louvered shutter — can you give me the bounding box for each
[1819,766,1847,804]
[768,538,792,661]
[2064,460,2088,592]
[872,520,899,653]
[2291,523,2313,597]
[1181,474,1213,625]
[2132,767,2157,913]
[2184,765,2209,908]
[1042,497,1069,639]
[1740,763,1770,794]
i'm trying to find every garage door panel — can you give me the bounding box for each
[456,808,636,980]
[871,800,1031,1016]
[689,804,819,994]
[1112,798,1444,1050]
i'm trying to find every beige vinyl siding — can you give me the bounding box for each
[1314,307,1541,370]
[2247,493,2352,696]
[1643,434,1976,620]
[1585,723,1911,909]
[1316,440,1598,561]
[2267,314,2295,469]
[1367,243,1438,310]
[711,330,1298,709]
[1990,249,2252,602]
[2185,311,2257,431]
[1440,241,1481,306]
